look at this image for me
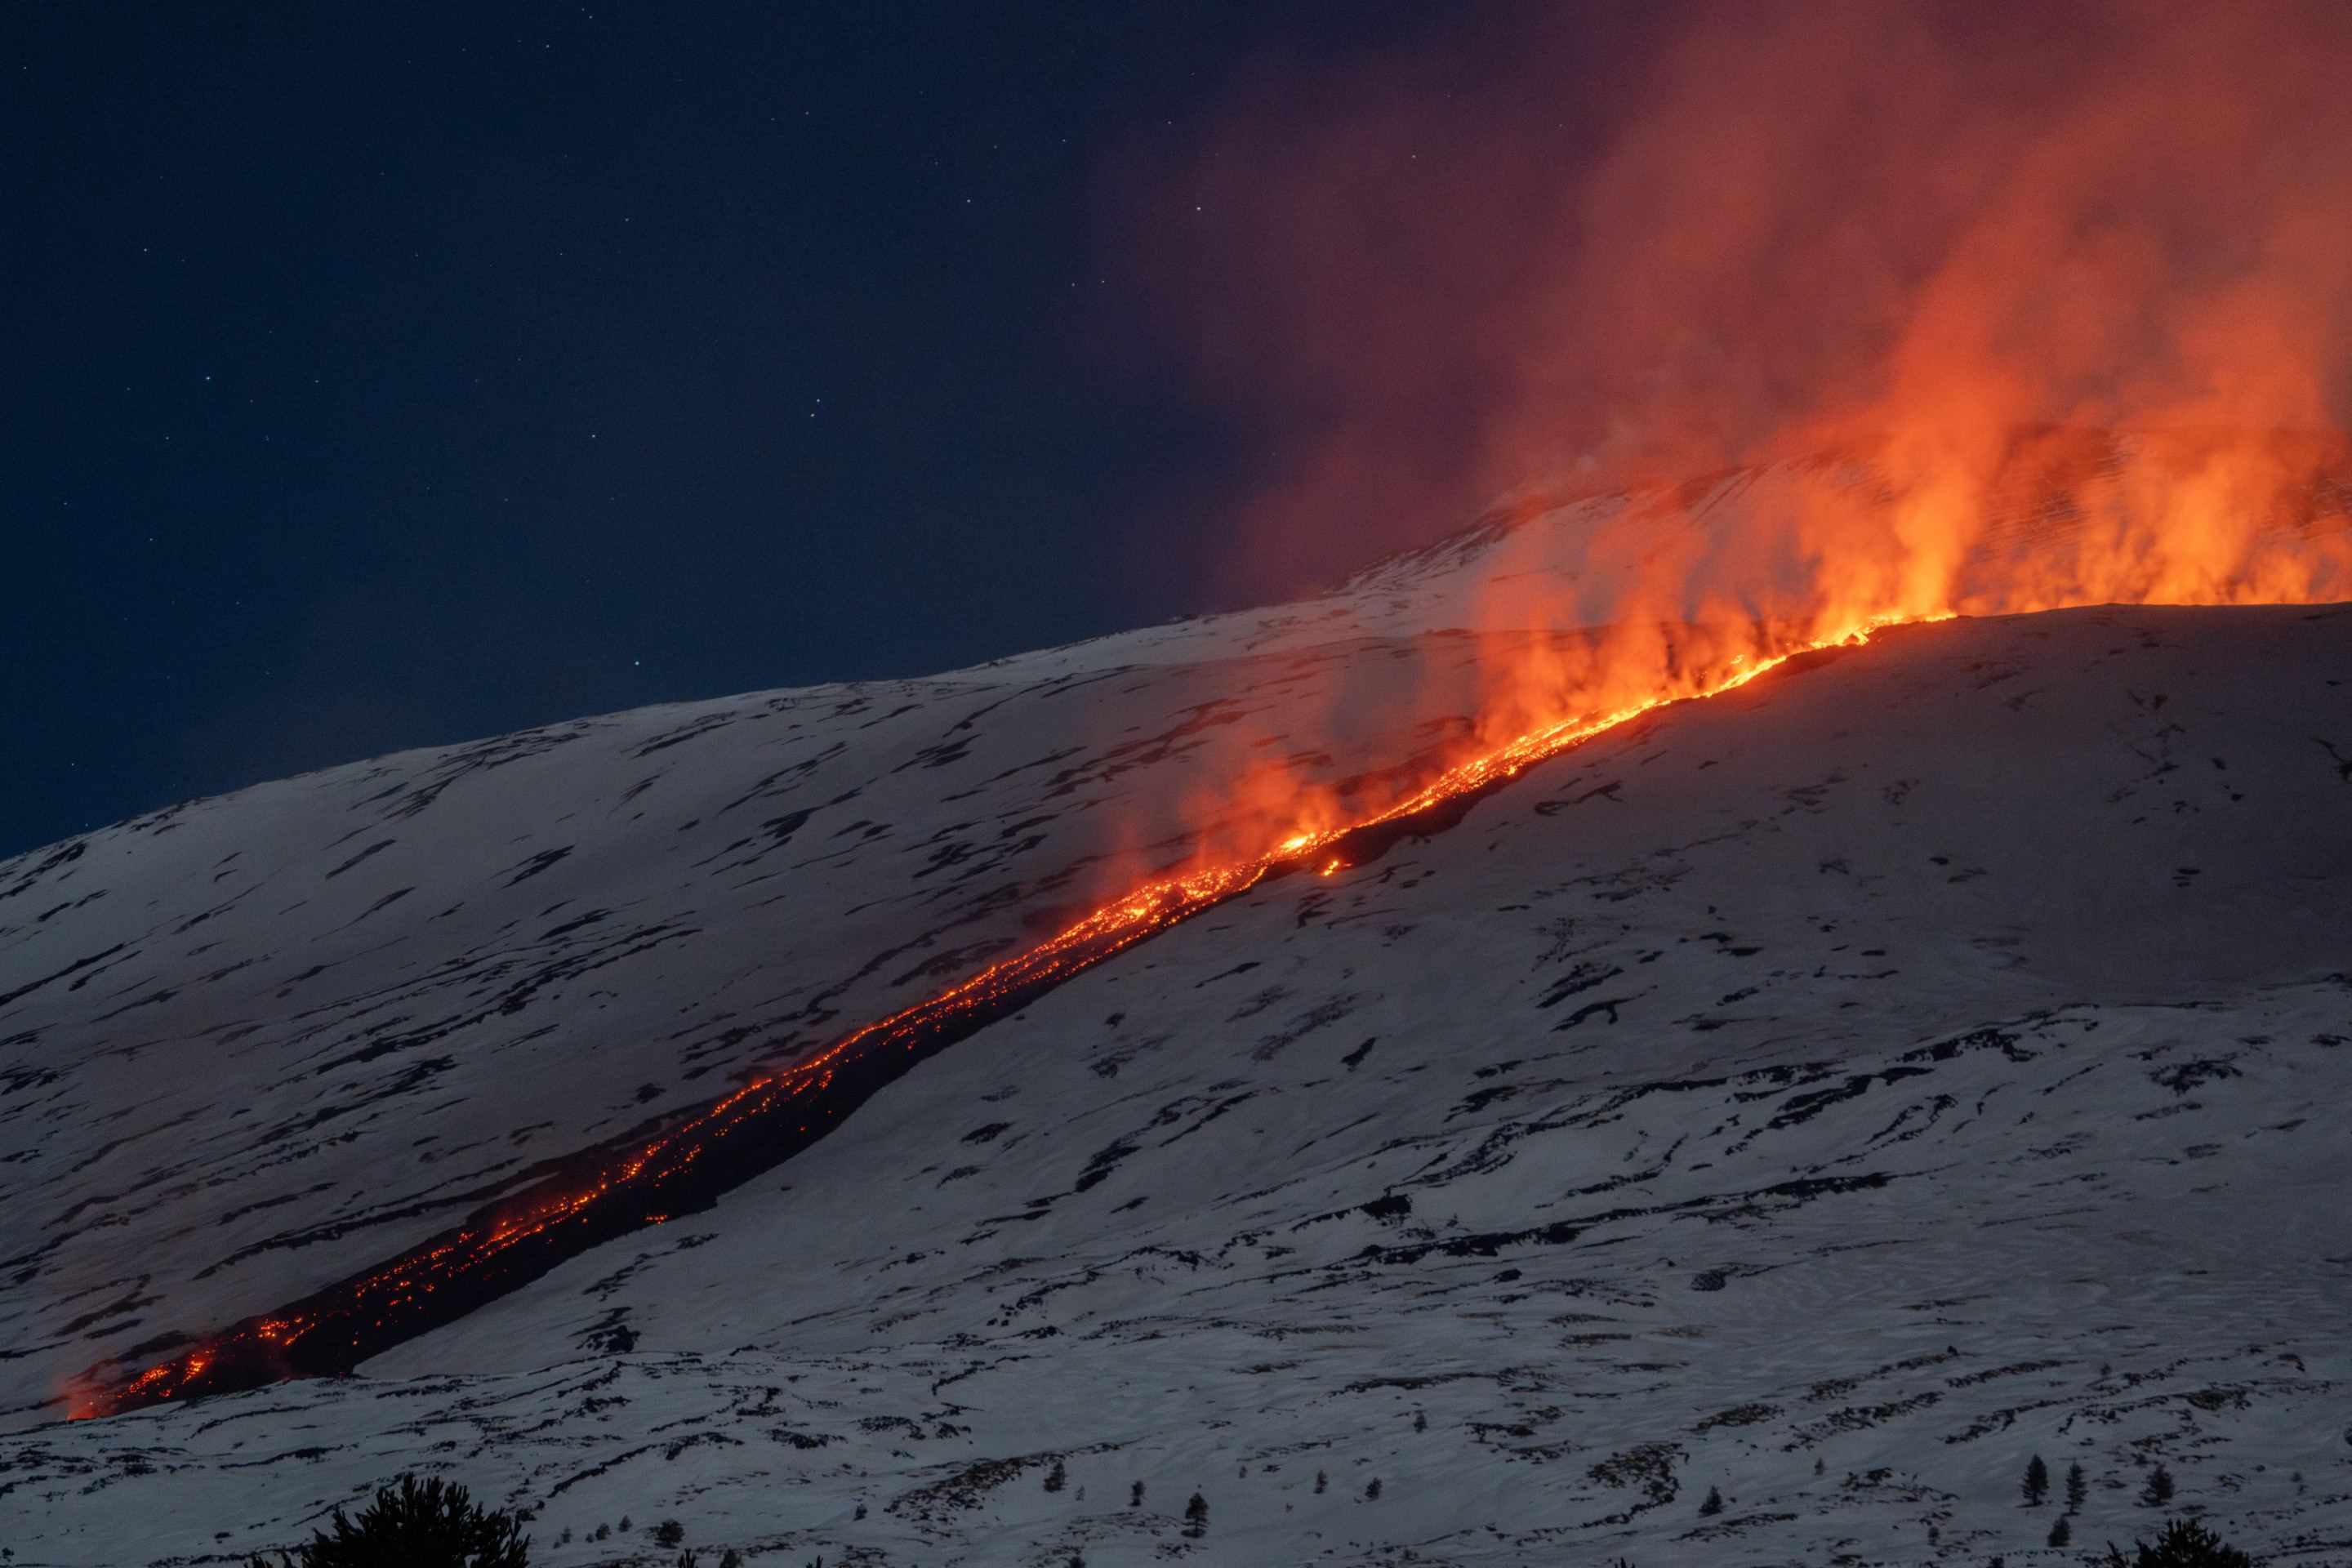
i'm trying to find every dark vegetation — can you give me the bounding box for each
[245,1476,527,1568]
[2105,1519,2256,1567]
[238,1477,779,1568]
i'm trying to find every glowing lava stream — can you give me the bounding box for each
[71,614,1919,1420]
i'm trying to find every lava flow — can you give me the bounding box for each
[69,601,1909,1421]
[65,0,2352,1421]
[65,420,2352,1419]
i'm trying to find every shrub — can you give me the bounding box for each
[2102,1518,2253,1567]
[247,1474,528,1568]
[654,1521,685,1548]
[2051,1517,2072,1548]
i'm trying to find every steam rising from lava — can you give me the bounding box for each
[1113,0,2352,617]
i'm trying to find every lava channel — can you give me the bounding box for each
[70,621,1889,1419]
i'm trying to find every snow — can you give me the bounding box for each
[3,485,2350,1566]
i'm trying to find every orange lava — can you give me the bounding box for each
[68,426,2352,1419]
[69,595,1938,1419]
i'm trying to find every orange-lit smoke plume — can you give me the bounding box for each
[1110,0,2352,650]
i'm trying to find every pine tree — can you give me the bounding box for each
[1043,1459,1067,1494]
[2025,1454,2051,1505]
[1363,1478,1382,1501]
[2141,1465,2175,1508]
[1699,1486,1724,1516]
[2067,1462,2089,1514]
[2050,1517,2072,1548]
[1183,1492,1208,1539]
[1314,1469,1328,1494]
[2102,1518,2252,1567]
[1129,1481,1145,1508]
[248,1474,529,1568]
[1412,1410,1427,1432]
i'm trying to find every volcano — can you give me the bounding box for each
[3,462,2350,1566]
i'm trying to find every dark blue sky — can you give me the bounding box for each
[2,3,1502,858]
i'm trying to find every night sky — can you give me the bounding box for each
[2,4,1506,860]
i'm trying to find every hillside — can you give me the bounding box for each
[3,475,2350,1566]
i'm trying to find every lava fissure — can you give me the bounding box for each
[69,617,1873,1420]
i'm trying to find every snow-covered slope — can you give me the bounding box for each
[3,481,2351,1566]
